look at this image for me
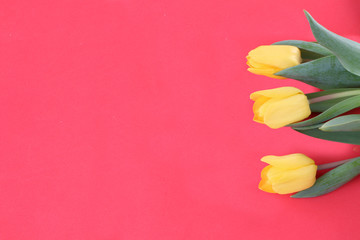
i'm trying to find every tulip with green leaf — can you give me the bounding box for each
[246,45,302,79]
[250,86,360,144]
[259,154,317,194]
[247,11,360,89]
[293,156,360,198]
[259,154,360,198]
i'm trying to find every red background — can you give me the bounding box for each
[1,0,360,239]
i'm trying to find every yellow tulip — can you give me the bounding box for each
[250,87,311,129]
[246,45,301,79]
[259,154,317,194]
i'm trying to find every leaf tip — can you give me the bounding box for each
[318,125,325,131]
[304,10,316,25]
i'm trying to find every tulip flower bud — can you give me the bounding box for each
[250,87,311,129]
[259,154,317,194]
[246,45,301,79]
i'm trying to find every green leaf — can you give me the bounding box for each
[294,128,360,145]
[310,97,352,112]
[306,88,360,112]
[290,123,323,131]
[306,88,360,99]
[276,55,360,89]
[272,40,332,60]
[320,115,360,132]
[304,10,360,76]
[290,94,360,128]
[292,157,360,198]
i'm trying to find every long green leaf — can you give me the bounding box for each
[276,55,360,89]
[307,89,360,112]
[306,88,360,99]
[272,40,332,59]
[320,115,360,132]
[292,157,360,198]
[294,128,360,145]
[304,10,360,76]
[310,97,352,112]
[290,95,360,128]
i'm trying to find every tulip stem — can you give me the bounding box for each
[309,90,360,104]
[317,159,351,170]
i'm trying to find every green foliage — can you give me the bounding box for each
[304,10,360,76]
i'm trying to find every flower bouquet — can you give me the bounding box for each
[248,11,360,198]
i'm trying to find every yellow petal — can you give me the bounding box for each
[246,58,270,69]
[250,87,303,101]
[261,154,315,170]
[247,45,301,69]
[252,96,269,123]
[247,67,286,79]
[247,58,279,71]
[258,165,275,193]
[263,94,311,129]
[269,165,317,194]
[257,98,278,119]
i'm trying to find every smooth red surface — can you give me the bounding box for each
[1,0,360,239]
